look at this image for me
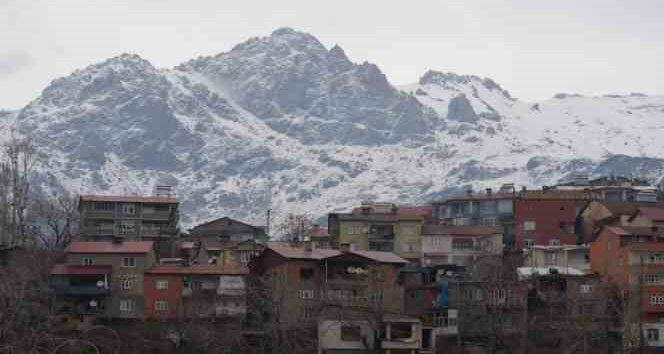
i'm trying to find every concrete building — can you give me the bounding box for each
[420,225,503,267]
[524,245,591,274]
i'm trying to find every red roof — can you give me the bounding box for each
[66,241,153,254]
[146,264,248,275]
[51,264,112,275]
[639,207,664,221]
[80,195,177,204]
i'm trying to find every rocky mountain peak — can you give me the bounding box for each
[419,70,513,101]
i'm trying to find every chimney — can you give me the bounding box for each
[304,236,313,252]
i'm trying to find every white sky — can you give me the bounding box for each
[1,0,662,109]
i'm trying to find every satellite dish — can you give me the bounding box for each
[96,280,105,287]
[89,300,98,308]
[347,267,355,274]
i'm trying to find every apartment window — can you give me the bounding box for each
[549,239,561,246]
[156,280,169,290]
[121,203,136,215]
[432,237,441,247]
[122,257,136,268]
[651,294,664,305]
[299,289,315,299]
[405,240,417,252]
[81,257,94,266]
[341,325,362,341]
[483,218,497,226]
[452,238,473,250]
[525,239,535,247]
[523,221,536,231]
[121,277,134,290]
[239,251,251,265]
[119,221,136,234]
[647,328,660,342]
[155,300,169,312]
[300,306,315,320]
[544,252,558,266]
[119,299,136,312]
[348,225,364,235]
[580,284,593,294]
[646,254,664,264]
[94,201,114,211]
[300,268,315,280]
[433,311,457,328]
[642,274,661,284]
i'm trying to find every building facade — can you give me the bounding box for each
[420,225,503,266]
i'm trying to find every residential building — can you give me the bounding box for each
[144,263,248,319]
[432,186,516,250]
[188,217,267,242]
[578,201,664,243]
[51,240,156,319]
[514,197,581,250]
[196,239,263,266]
[328,202,431,262]
[524,245,591,274]
[420,225,503,266]
[590,225,664,348]
[78,193,179,258]
[307,224,332,249]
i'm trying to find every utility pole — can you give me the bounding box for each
[266,209,271,237]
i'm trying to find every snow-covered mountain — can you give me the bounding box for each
[5,28,664,227]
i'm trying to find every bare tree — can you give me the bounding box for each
[31,191,80,250]
[276,213,315,242]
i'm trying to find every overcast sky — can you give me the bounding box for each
[1,0,662,109]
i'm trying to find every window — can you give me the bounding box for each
[121,277,134,290]
[482,218,497,226]
[94,201,114,211]
[119,221,136,234]
[405,240,417,252]
[646,254,664,264]
[122,257,136,268]
[651,294,664,305]
[119,299,136,312]
[544,252,559,266]
[239,251,251,265]
[523,221,536,231]
[155,300,169,312]
[300,306,315,320]
[642,274,662,284]
[348,225,364,235]
[452,238,473,250]
[81,257,94,266]
[341,325,362,341]
[433,311,458,328]
[349,242,359,251]
[156,280,169,290]
[647,328,660,342]
[299,289,314,299]
[300,268,315,280]
[432,237,441,247]
[549,239,561,246]
[580,284,593,294]
[121,203,136,215]
[525,239,535,247]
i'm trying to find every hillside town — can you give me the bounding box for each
[3,175,664,353]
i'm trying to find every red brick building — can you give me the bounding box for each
[144,264,248,319]
[514,198,579,250]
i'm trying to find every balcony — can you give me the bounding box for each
[141,211,172,221]
[54,284,111,296]
[82,226,116,236]
[84,210,115,219]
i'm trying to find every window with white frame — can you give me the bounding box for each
[240,251,251,265]
[81,257,94,266]
[299,289,314,299]
[642,274,662,284]
[525,239,535,247]
[155,300,169,312]
[432,237,441,248]
[647,328,660,342]
[580,284,593,294]
[156,280,169,290]
[651,294,664,305]
[121,277,134,290]
[121,203,136,215]
[119,299,136,312]
[549,239,561,246]
[348,225,364,235]
[433,311,458,328]
[452,238,473,250]
[122,257,136,268]
[523,221,536,231]
[646,254,664,264]
[544,252,559,266]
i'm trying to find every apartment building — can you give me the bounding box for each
[188,216,267,242]
[420,225,503,266]
[578,201,664,243]
[78,194,179,241]
[328,202,431,262]
[524,245,591,274]
[144,263,248,319]
[51,240,156,319]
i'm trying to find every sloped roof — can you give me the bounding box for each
[422,225,501,236]
[146,264,248,275]
[190,217,263,233]
[51,264,112,275]
[265,243,408,264]
[638,207,664,221]
[79,195,177,204]
[66,241,153,254]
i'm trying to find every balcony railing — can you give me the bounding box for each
[141,211,172,221]
[54,284,111,296]
[84,211,116,219]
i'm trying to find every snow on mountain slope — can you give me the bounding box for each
[4,28,664,229]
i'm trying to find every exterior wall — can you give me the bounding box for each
[590,230,627,283]
[338,221,369,250]
[190,218,265,241]
[66,251,155,318]
[514,199,578,249]
[525,247,590,272]
[79,200,178,240]
[421,234,503,266]
[318,320,375,354]
[394,221,422,261]
[579,202,614,243]
[144,274,182,318]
